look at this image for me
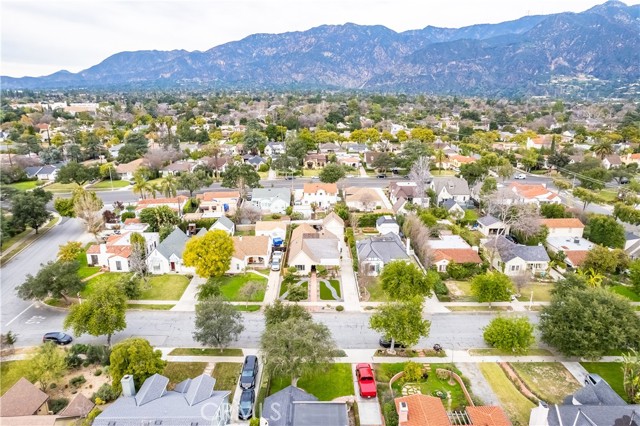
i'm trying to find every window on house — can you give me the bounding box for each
[154,264,160,271]
[296,265,305,271]
[115,261,122,271]
[90,255,98,265]
[510,265,519,272]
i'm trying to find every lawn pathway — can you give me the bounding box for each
[562,362,590,384]
[203,362,215,376]
[171,275,205,312]
[309,271,318,302]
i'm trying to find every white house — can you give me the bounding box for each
[209,216,235,236]
[344,187,387,212]
[376,216,400,235]
[24,165,59,181]
[294,183,339,212]
[228,236,272,273]
[287,216,342,274]
[430,177,471,205]
[264,142,285,156]
[476,215,509,237]
[86,231,159,272]
[250,188,291,214]
[541,218,585,238]
[482,236,550,277]
[147,228,198,274]
[116,158,147,181]
[255,221,287,242]
[426,234,482,273]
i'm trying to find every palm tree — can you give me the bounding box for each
[148,183,162,199]
[132,175,150,200]
[592,140,614,160]
[161,174,178,197]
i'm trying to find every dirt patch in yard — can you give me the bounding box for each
[49,364,110,401]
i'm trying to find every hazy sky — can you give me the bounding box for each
[2,0,638,77]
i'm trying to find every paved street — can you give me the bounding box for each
[0,217,91,328]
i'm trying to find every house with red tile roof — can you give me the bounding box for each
[541,218,585,238]
[427,234,482,273]
[135,196,189,213]
[196,191,240,218]
[395,394,511,426]
[508,183,561,205]
[86,231,159,272]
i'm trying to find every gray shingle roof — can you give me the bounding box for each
[211,216,235,231]
[548,406,640,426]
[184,374,216,406]
[572,379,627,406]
[432,177,470,196]
[155,228,189,259]
[292,402,349,426]
[493,236,550,262]
[135,373,168,406]
[356,233,409,264]
[252,187,291,204]
[376,216,397,226]
[477,215,501,226]
[263,386,318,426]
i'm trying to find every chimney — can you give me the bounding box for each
[121,375,136,397]
[472,245,479,252]
[405,238,412,256]
[574,237,579,244]
[399,401,409,423]
[188,223,196,236]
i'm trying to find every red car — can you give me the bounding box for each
[356,363,377,398]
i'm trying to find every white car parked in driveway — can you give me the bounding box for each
[514,173,527,180]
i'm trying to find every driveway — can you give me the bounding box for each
[351,364,383,426]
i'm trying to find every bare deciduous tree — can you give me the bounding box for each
[234,204,262,224]
[408,156,431,207]
[74,190,104,241]
[403,215,435,268]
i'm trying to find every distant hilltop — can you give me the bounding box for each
[2,1,639,96]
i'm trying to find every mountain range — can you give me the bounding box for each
[2,1,639,95]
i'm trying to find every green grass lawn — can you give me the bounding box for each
[163,362,207,389]
[430,169,457,176]
[139,274,190,300]
[302,169,322,177]
[610,285,640,302]
[218,273,267,302]
[580,362,627,402]
[269,363,354,400]
[598,189,619,203]
[212,363,242,391]
[126,303,175,310]
[81,272,133,297]
[510,362,581,404]
[479,363,535,426]
[463,209,478,223]
[448,306,512,312]
[8,180,41,191]
[320,279,342,300]
[235,305,261,312]
[45,182,80,192]
[76,249,100,279]
[1,361,30,395]
[469,348,553,356]
[169,348,243,356]
[235,230,255,237]
[88,180,130,190]
[516,283,554,302]
[1,228,31,251]
[365,278,388,302]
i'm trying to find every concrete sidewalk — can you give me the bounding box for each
[171,275,205,311]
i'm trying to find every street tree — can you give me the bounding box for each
[480,177,498,198]
[221,164,260,199]
[540,203,571,219]
[539,287,640,359]
[183,230,234,277]
[64,281,127,346]
[161,174,178,197]
[497,162,514,181]
[17,260,83,304]
[73,188,104,239]
[408,156,431,206]
[582,245,628,275]
[178,170,213,198]
[319,163,346,183]
[380,261,434,300]
[193,297,245,351]
[54,197,75,217]
[260,317,337,385]
[370,298,430,353]
[57,241,83,261]
[138,205,180,232]
[11,191,51,234]
[573,187,603,211]
[131,173,151,199]
[459,162,488,186]
[483,316,535,354]
[584,214,625,249]
[630,259,640,295]
[24,342,67,391]
[470,272,513,307]
[56,162,99,185]
[110,338,166,393]
[372,153,396,174]
[263,300,311,327]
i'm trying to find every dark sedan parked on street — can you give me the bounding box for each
[42,332,73,345]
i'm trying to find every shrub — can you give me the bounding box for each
[336,305,344,312]
[447,261,482,280]
[120,212,136,221]
[198,277,222,301]
[357,213,386,227]
[85,345,111,366]
[403,362,423,382]
[92,383,118,403]
[50,383,57,389]
[49,398,69,414]
[66,353,82,369]
[433,281,449,296]
[94,369,102,376]
[436,369,450,380]
[286,285,307,302]
[271,213,281,220]
[70,375,87,388]
[250,418,260,426]
[382,402,399,426]
[316,265,328,277]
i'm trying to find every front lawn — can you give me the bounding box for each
[610,285,640,302]
[516,283,554,302]
[365,278,388,302]
[45,182,80,192]
[509,362,580,404]
[580,362,627,402]
[320,280,342,300]
[468,348,553,356]
[269,363,354,401]
[445,280,475,302]
[169,348,243,357]
[81,272,133,297]
[212,362,242,391]
[126,303,174,310]
[139,274,190,300]
[218,273,267,302]
[302,169,322,177]
[163,362,207,389]
[0,228,30,251]
[77,249,100,279]
[430,170,457,176]
[8,180,41,191]
[479,363,535,426]
[377,363,471,411]
[88,180,130,190]
[1,361,30,395]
